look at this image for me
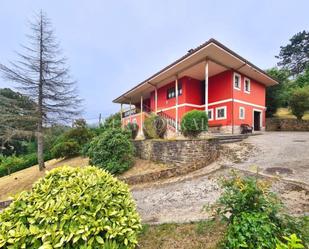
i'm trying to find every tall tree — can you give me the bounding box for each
[276,30,309,76]
[0,12,81,170]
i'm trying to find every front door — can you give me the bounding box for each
[253,111,261,131]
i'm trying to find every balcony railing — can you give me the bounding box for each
[122,104,152,118]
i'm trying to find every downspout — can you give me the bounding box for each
[231,71,234,134]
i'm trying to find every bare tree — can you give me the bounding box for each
[0,11,82,170]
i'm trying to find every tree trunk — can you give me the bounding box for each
[37,12,45,171]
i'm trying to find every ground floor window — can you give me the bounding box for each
[208,109,213,121]
[239,107,245,119]
[216,106,227,120]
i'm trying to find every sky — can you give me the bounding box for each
[0,0,308,124]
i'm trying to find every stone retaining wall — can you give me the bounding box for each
[132,139,220,169]
[266,118,309,131]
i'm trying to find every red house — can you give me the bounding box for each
[113,39,278,137]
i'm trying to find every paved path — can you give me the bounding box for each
[132,132,309,224]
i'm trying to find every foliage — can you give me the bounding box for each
[225,211,279,248]
[87,129,134,174]
[289,86,309,120]
[51,140,81,159]
[266,68,291,117]
[51,120,93,159]
[294,66,309,88]
[181,110,208,137]
[0,153,53,177]
[0,166,141,248]
[276,234,304,249]
[101,113,122,131]
[125,123,139,139]
[276,30,309,76]
[143,114,167,139]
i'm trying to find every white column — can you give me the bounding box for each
[155,87,158,114]
[205,60,209,114]
[129,100,132,123]
[175,77,179,133]
[140,95,143,135]
[120,103,123,127]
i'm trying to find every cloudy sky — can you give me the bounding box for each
[0,0,308,123]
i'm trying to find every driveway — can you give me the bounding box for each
[230,132,309,184]
[132,132,309,224]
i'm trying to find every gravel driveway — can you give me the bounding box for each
[132,132,309,224]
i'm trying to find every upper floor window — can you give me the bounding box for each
[216,106,227,120]
[167,82,182,99]
[233,73,241,90]
[208,109,213,121]
[244,78,251,93]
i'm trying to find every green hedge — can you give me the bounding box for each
[0,153,53,177]
[0,166,141,248]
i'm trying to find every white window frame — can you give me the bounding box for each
[239,107,245,119]
[216,106,227,120]
[207,108,214,121]
[233,72,241,90]
[244,77,251,93]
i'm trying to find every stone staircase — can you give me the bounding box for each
[214,134,249,144]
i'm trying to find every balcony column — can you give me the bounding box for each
[205,60,209,114]
[175,76,179,133]
[129,100,132,123]
[140,95,143,136]
[120,103,123,127]
[155,87,158,114]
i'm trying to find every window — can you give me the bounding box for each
[233,73,241,90]
[133,118,137,124]
[208,109,214,121]
[167,82,182,99]
[244,78,251,93]
[216,106,227,120]
[239,107,245,119]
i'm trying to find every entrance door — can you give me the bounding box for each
[253,111,261,131]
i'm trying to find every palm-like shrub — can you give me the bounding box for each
[87,129,134,174]
[125,123,139,139]
[181,110,208,137]
[0,166,141,249]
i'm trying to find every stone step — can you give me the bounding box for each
[218,138,244,144]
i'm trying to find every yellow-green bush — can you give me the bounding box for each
[0,166,141,248]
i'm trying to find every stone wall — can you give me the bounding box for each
[266,118,309,131]
[132,139,220,169]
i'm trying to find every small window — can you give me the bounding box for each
[166,82,182,99]
[208,109,213,121]
[216,106,227,120]
[234,73,241,90]
[244,78,251,93]
[239,107,245,119]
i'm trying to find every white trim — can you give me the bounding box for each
[233,99,265,109]
[233,72,241,90]
[205,60,209,113]
[208,99,232,106]
[157,99,265,113]
[244,77,251,93]
[239,106,245,119]
[216,106,227,120]
[207,108,214,121]
[252,108,263,131]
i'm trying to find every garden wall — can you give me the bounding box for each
[266,118,309,131]
[132,139,220,170]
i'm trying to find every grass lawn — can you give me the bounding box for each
[275,108,309,120]
[138,219,226,249]
[0,156,89,201]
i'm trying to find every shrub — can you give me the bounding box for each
[0,166,141,248]
[87,129,134,174]
[181,110,208,137]
[125,123,139,139]
[276,234,305,249]
[289,86,309,120]
[51,140,81,159]
[143,114,167,139]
